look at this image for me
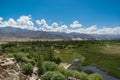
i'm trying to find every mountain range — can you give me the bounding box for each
[0,27,120,41]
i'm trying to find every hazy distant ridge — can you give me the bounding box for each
[0,27,120,40]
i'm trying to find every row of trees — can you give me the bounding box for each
[1,40,120,53]
[18,60,102,80]
[38,61,102,80]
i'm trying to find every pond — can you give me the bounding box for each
[81,66,120,80]
[117,67,120,70]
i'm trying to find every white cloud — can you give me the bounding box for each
[16,16,35,30]
[36,19,68,32]
[36,19,83,33]
[59,25,68,32]
[96,27,120,34]
[40,19,47,25]
[0,17,3,24]
[36,19,50,30]
[0,16,120,34]
[0,17,3,21]
[96,27,113,34]
[112,27,120,34]
[70,21,82,28]
[50,22,59,32]
[86,25,97,31]
[51,22,58,29]
[0,18,17,27]
[36,20,41,25]
[82,25,98,34]
[68,25,120,34]
[68,28,85,33]
[8,18,17,26]
[0,16,37,30]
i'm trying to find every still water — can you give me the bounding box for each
[81,66,120,80]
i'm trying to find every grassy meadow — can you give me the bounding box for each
[0,40,120,79]
[58,41,120,78]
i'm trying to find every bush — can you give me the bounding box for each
[53,55,62,64]
[42,71,65,80]
[14,52,27,62]
[51,72,65,80]
[71,70,87,80]
[42,71,53,80]
[22,57,35,65]
[87,73,103,80]
[42,61,59,73]
[21,63,33,75]
[7,53,14,58]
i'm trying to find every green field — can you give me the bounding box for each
[0,40,120,79]
[58,41,120,78]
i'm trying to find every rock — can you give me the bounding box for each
[0,67,27,80]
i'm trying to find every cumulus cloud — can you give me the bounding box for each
[0,17,3,21]
[36,19,68,32]
[86,25,97,31]
[0,16,120,34]
[51,22,58,29]
[0,17,3,25]
[112,27,120,34]
[8,18,17,26]
[0,18,16,27]
[70,21,82,28]
[82,25,98,34]
[36,19,50,30]
[96,27,120,34]
[0,16,37,30]
[36,20,41,25]
[58,25,68,32]
[16,16,36,30]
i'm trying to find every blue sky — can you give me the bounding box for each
[0,0,120,34]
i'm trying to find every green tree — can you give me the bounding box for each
[37,55,43,76]
[42,71,53,80]
[72,70,87,80]
[78,72,87,80]
[14,52,26,62]
[53,55,62,64]
[87,73,103,80]
[72,70,81,79]
[43,50,54,61]
[51,72,65,80]
[21,63,33,76]
[6,53,14,58]
[42,61,59,73]
[58,67,70,78]
[48,50,54,61]
[42,71,65,80]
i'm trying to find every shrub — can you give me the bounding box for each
[53,55,62,64]
[14,52,27,62]
[42,61,59,73]
[42,71,65,80]
[21,63,33,75]
[6,53,14,58]
[87,73,103,80]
